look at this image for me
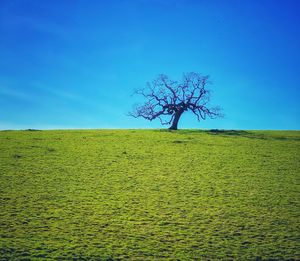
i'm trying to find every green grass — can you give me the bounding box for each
[0,129,299,260]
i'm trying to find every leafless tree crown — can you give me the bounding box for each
[129,72,223,129]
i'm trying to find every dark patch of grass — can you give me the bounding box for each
[46,147,56,152]
[172,140,188,144]
[12,154,22,159]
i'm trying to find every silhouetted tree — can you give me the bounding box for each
[129,72,223,130]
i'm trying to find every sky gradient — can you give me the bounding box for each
[0,0,299,130]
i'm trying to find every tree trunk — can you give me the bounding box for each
[169,110,183,130]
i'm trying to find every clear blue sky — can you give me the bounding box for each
[0,0,299,130]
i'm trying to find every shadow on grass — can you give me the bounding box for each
[172,129,300,141]
[208,129,300,141]
[208,129,249,135]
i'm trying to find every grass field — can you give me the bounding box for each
[0,129,299,260]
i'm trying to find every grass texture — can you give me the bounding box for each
[0,129,299,260]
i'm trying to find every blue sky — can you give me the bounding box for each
[0,0,299,130]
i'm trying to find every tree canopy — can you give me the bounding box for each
[129,72,223,130]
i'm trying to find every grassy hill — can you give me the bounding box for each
[0,129,299,260]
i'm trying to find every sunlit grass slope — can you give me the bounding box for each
[0,129,299,260]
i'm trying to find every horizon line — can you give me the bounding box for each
[1,128,300,132]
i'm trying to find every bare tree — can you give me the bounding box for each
[129,72,223,130]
